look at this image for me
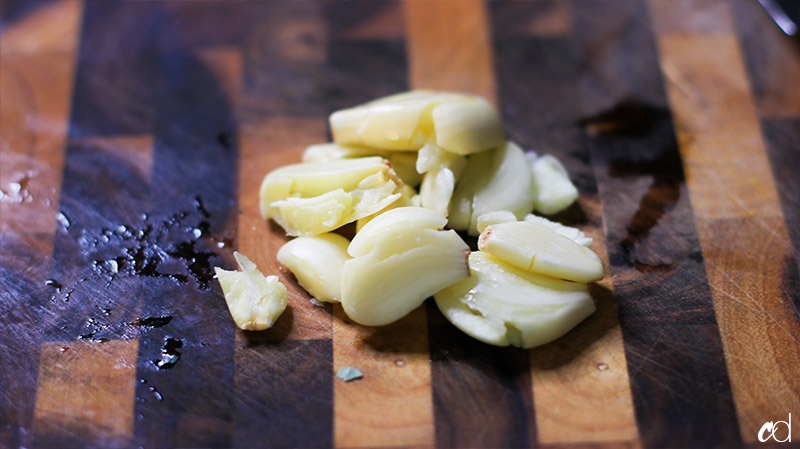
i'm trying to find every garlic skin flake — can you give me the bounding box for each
[434,252,595,348]
[214,252,287,331]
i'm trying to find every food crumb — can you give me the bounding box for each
[336,366,363,382]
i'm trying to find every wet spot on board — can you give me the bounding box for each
[152,337,184,370]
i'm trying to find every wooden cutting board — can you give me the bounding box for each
[2,1,799,448]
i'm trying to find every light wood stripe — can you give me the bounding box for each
[331,4,436,447]
[0,0,83,237]
[333,308,433,447]
[406,0,495,103]
[33,340,139,445]
[651,3,800,442]
[530,197,639,445]
[238,118,332,340]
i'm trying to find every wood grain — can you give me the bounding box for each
[323,3,435,447]
[0,0,81,236]
[33,340,138,447]
[0,3,82,447]
[333,307,434,448]
[576,1,741,447]
[490,2,638,443]
[1,1,800,447]
[653,4,800,440]
[405,0,495,103]
[407,1,538,447]
[730,0,800,119]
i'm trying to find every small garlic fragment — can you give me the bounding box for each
[214,252,287,331]
[476,210,518,233]
[529,154,578,215]
[478,221,604,283]
[277,233,351,303]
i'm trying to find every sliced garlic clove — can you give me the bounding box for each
[529,154,578,215]
[449,141,536,235]
[260,157,402,236]
[277,233,350,303]
[434,252,595,348]
[478,221,604,283]
[523,214,593,247]
[416,141,466,176]
[214,252,287,331]
[432,98,505,155]
[342,227,470,326]
[476,210,518,234]
[419,167,456,217]
[349,206,448,257]
[303,143,421,187]
[356,184,418,232]
[329,90,502,154]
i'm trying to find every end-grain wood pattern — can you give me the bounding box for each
[1,1,799,448]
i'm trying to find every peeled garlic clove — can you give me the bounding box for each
[260,157,402,236]
[448,150,491,231]
[449,141,536,235]
[329,90,502,154]
[523,214,593,247]
[434,252,595,348]
[416,141,466,176]
[478,221,604,283]
[342,227,469,326]
[432,98,505,155]
[476,210,518,234]
[356,184,418,232]
[302,143,421,187]
[214,252,287,331]
[419,167,455,217]
[529,154,578,215]
[348,206,447,257]
[277,233,350,303]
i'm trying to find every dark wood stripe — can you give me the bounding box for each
[234,339,333,448]
[130,4,241,447]
[729,0,800,118]
[761,118,800,277]
[45,0,155,343]
[570,1,741,447]
[428,303,534,449]
[67,1,161,138]
[490,2,637,444]
[0,233,52,448]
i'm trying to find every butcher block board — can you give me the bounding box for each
[1,1,799,448]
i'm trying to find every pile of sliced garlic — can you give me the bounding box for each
[217,90,604,349]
